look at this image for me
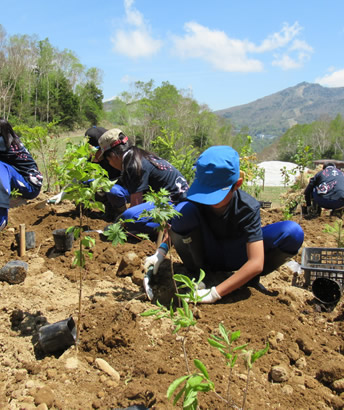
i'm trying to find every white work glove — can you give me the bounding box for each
[143,243,168,275]
[192,286,221,304]
[47,191,66,204]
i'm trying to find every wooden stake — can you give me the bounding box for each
[19,224,26,256]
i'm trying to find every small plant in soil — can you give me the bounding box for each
[103,187,180,247]
[142,272,269,409]
[139,186,182,245]
[102,221,130,245]
[280,192,305,221]
[208,325,269,409]
[56,138,114,345]
[323,219,344,248]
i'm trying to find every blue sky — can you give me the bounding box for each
[2,0,344,111]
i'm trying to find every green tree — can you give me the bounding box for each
[54,73,79,128]
[79,81,103,125]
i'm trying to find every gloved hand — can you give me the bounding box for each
[143,243,168,275]
[47,191,66,204]
[193,286,221,304]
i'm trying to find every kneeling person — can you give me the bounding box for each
[145,146,304,303]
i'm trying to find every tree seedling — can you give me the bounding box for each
[142,272,269,409]
[139,186,182,245]
[102,221,130,245]
[166,359,214,410]
[56,138,114,345]
[240,343,269,410]
[208,325,248,406]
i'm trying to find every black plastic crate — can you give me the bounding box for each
[301,247,344,287]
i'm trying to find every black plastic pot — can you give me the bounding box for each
[15,231,36,250]
[312,277,342,305]
[38,317,76,353]
[52,229,74,252]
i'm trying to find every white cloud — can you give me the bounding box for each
[316,69,344,87]
[272,54,301,70]
[172,22,263,72]
[272,39,313,70]
[289,39,313,53]
[124,0,143,26]
[112,0,162,58]
[172,21,313,72]
[253,22,302,52]
[113,29,161,58]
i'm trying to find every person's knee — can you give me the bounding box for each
[281,221,304,253]
[172,201,200,233]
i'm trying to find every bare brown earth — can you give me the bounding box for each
[0,195,343,410]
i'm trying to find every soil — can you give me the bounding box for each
[0,195,344,410]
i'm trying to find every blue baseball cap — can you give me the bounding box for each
[187,146,240,205]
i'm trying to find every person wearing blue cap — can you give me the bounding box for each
[144,145,304,303]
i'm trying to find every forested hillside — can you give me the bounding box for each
[3,24,344,167]
[216,82,344,137]
[0,25,103,128]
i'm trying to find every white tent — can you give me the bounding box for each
[257,161,306,187]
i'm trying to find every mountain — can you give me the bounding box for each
[215,82,344,137]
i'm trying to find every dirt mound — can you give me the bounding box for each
[0,196,343,409]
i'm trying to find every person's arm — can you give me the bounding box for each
[130,191,143,207]
[215,240,264,297]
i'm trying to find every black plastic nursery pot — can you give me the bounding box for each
[52,228,74,252]
[15,231,36,250]
[312,277,342,305]
[38,317,76,354]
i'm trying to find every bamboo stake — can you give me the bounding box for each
[19,224,26,256]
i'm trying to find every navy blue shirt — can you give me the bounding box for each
[0,135,43,187]
[199,189,263,243]
[123,156,189,202]
[304,166,344,205]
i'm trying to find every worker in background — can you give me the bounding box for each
[304,162,344,217]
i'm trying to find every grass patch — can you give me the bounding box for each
[258,186,288,207]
